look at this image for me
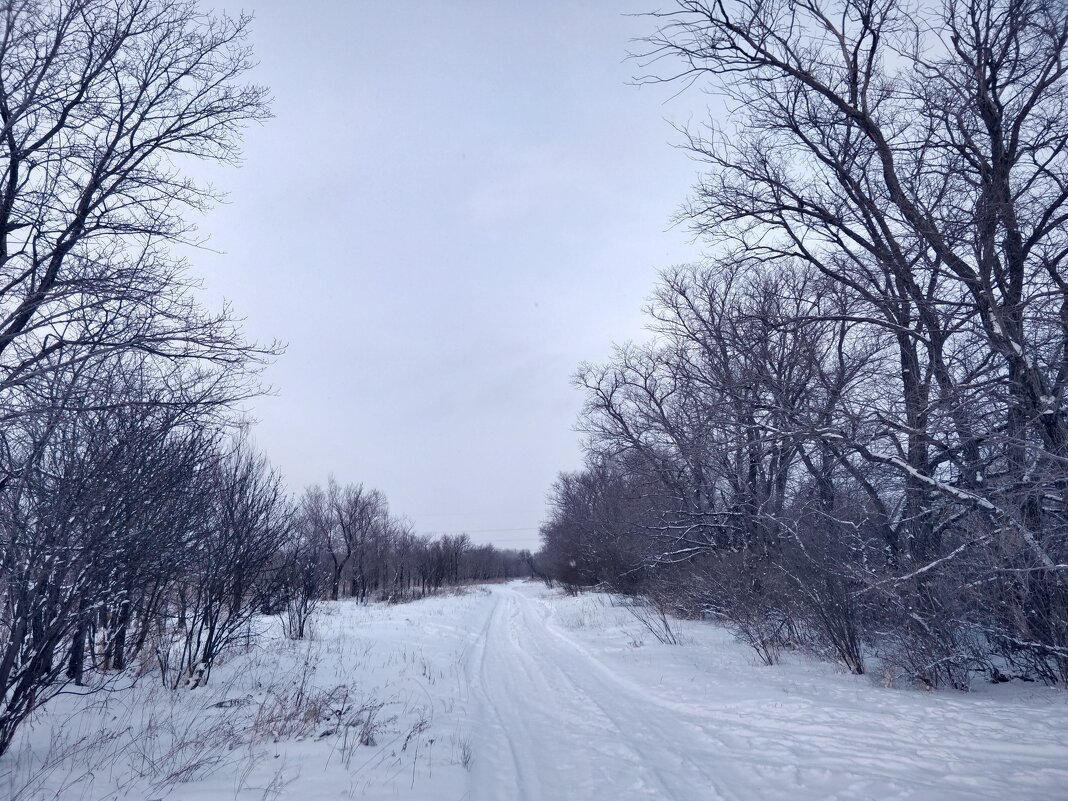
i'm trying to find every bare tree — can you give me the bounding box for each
[0,0,272,422]
[318,481,385,602]
[280,496,329,639]
[0,358,220,754]
[172,441,290,689]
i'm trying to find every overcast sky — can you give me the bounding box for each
[190,1,706,550]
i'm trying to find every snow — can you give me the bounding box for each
[5,582,1068,801]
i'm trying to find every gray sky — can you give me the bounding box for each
[192,1,705,550]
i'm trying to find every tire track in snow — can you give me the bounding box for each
[465,585,734,801]
[466,590,536,801]
[502,587,738,801]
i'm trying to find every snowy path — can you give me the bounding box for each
[467,585,729,800]
[463,583,1068,801]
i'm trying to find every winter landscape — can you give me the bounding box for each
[4,0,1068,799]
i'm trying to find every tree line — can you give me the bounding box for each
[539,0,1068,690]
[279,480,529,641]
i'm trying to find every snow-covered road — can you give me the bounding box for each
[463,583,1068,801]
[9,581,1068,800]
[468,585,731,800]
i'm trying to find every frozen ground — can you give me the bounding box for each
[4,581,1068,800]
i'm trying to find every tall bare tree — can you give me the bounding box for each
[0,0,272,431]
[620,0,1068,685]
